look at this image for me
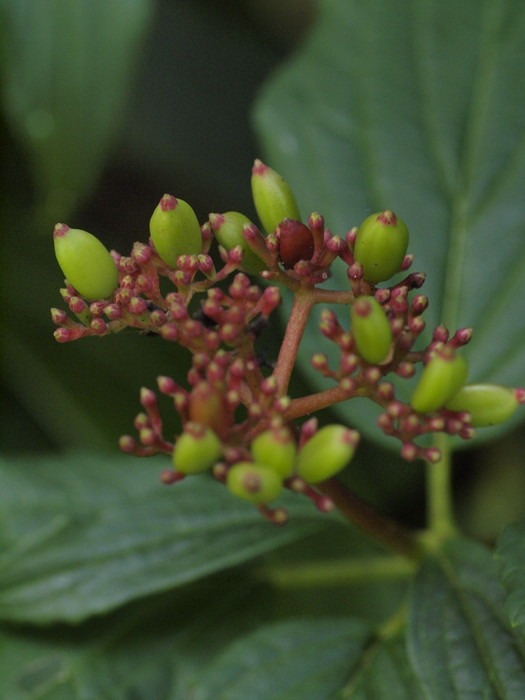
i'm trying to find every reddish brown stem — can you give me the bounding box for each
[285,385,370,420]
[318,479,422,559]
[311,287,355,305]
[273,290,314,395]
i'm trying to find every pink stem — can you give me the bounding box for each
[272,291,314,395]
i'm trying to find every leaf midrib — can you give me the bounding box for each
[439,1,504,333]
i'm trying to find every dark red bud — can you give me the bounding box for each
[277,219,315,269]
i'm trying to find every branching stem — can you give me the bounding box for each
[272,290,314,395]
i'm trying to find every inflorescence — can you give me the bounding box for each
[51,160,525,524]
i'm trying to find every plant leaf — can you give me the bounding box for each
[192,617,371,700]
[1,0,153,221]
[0,578,278,700]
[496,520,525,630]
[0,453,329,624]
[340,634,424,700]
[340,628,425,700]
[407,537,525,698]
[253,0,525,446]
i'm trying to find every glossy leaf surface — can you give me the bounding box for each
[408,538,525,697]
[0,454,328,624]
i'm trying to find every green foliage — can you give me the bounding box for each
[1,0,153,222]
[254,0,525,445]
[496,522,525,630]
[200,618,371,699]
[3,0,525,696]
[0,454,327,624]
[408,538,525,696]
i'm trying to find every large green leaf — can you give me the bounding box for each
[340,629,425,699]
[1,0,153,222]
[407,537,525,698]
[193,617,371,700]
[496,520,525,630]
[253,0,525,446]
[0,579,278,700]
[0,453,330,624]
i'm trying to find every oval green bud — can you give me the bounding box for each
[296,425,360,484]
[445,384,520,427]
[149,194,202,267]
[172,422,222,474]
[251,426,297,478]
[410,347,468,413]
[251,159,301,233]
[351,296,392,364]
[353,211,409,283]
[208,211,265,273]
[53,223,118,300]
[226,462,282,503]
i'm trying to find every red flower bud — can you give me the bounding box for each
[277,219,315,269]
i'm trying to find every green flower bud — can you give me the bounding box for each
[353,211,409,283]
[445,384,520,427]
[251,426,297,478]
[351,296,392,364]
[410,347,468,413]
[226,462,282,504]
[172,422,222,474]
[296,425,360,484]
[208,211,265,273]
[251,159,301,233]
[53,223,118,300]
[149,194,202,267]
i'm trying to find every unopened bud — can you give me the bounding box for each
[251,159,301,233]
[410,347,468,413]
[296,425,360,484]
[172,423,222,474]
[251,426,297,478]
[53,224,118,300]
[226,462,282,503]
[445,384,522,427]
[189,381,230,437]
[351,296,392,364]
[149,194,202,267]
[353,211,409,284]
[208,211,265,273]
[276,219,314,269]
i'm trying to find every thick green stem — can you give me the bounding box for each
[425,434,457,542]
[258,555,416,588]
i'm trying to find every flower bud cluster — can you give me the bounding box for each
[51,159,525,521]
[120,347,359,523]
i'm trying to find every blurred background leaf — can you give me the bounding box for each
[253,0,525,450]
[0,0,316,453]
[2,0,154,223]
[0,453,333,624]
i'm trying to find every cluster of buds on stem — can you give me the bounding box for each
[51,160,525,523]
